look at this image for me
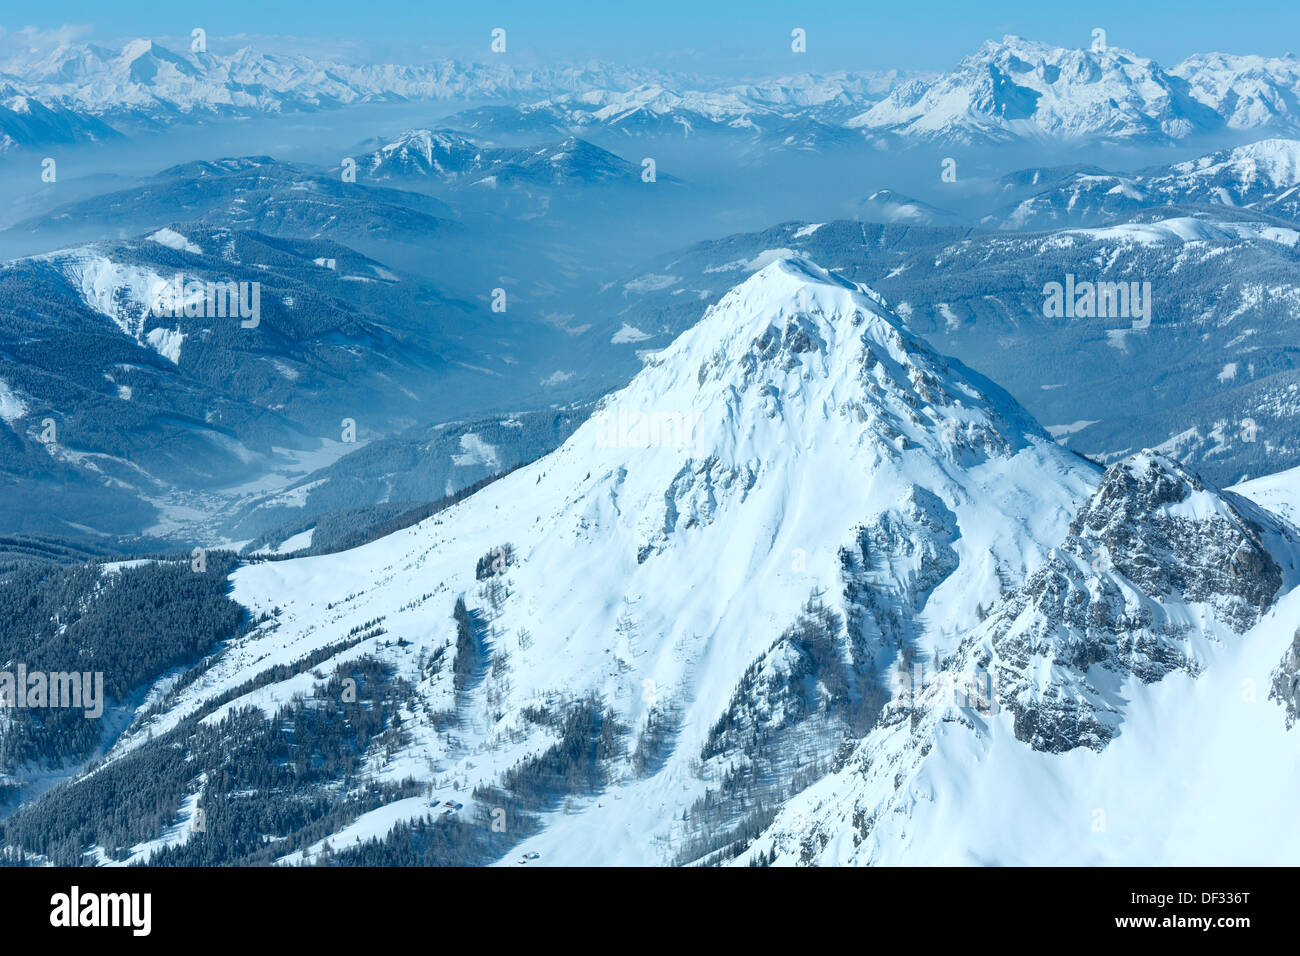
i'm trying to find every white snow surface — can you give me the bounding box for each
[51,249,187,364]
[96,257,1300,865]
[1234,464,1300,527]
[148,228,202,254]
[0,379,29,425]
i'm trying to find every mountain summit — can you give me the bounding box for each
[852,35,1224,144]
[6,258,1298,867]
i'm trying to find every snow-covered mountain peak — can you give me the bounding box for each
[119,38,159,62]
[974,450,1285,753]
[363,127,482,176]
[47,251,1113,867]
[852,33,1217,144]
[669,256,892,386]
[1066,451,1283,626]
[1164,137,1300,194]
[256,257,1085,715]
[593,256,1045,482]
[1078,450,1210,522]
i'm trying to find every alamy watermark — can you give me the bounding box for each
[0,665,104,718]
[889,663,998,714]
[149,276,261,328]
[50,886,150,935]
[1042,274,1151,329]
[593,406,700,450]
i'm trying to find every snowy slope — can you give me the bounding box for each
[990,139,1300,229]
[24,256,1298,866]
[750,586,1300,865]
[740,453,1299,865]
[1233,463,1300,526]
[87,256,1099,864]
[850,36,1220,145]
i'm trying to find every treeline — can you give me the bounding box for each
[701,596,850,762]
[2,657,412,866]
[496,695,625,810]
[0,553,245,768]
[322,805,529,867]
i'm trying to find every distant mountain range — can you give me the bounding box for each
[590,142,1300,487]
[9,129,1300,547]
[357,128,676,189]
[7,34,1300,153]
[0,219,550,543]
[852,36,1300,145]
[439,81,887,150]
[0,38,907,152]
[430,40,1300,148]
[984,138,1300,227]
[0,39,674,133]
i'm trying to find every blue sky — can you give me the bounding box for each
[4,1,1297,73]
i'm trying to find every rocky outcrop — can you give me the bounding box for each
[991,452,1283,752]
[1270,628,1300,729]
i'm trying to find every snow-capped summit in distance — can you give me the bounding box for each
[0,37,907,152]
[1171,51,1300,132]
[989,137,1300,228]
[9,33,1300,153]
[852,35,1300,145]
[851,35,1220,145]
[359,129,662,188]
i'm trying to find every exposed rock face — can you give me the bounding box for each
[1270,628,1300,729]
[1069,455,1282,632]
[990,453,1283,752]
[862,485,961,614]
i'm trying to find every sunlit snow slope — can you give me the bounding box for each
[98,257,1299,865]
